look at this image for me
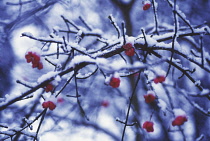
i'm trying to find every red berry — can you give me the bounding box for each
[143,3,151,10]
[37,62,43,70]
[42,102,49,109]
[32,61,43,70]
[32,53,40,63]
[32,62,38,68]
[125,47,135,56]
[57,98,64,103]
[153,76,165,84]
[144,93,156,103]
[109,77,120,88]
[25,50,43,70]
[48,101,56,110]
[45,83,54,92]
[143,121,154,132]
[122,43,133,50]
[122,43,135,56]
[101,100,109,107]
[172,116,188,126]
[25,52,33,63]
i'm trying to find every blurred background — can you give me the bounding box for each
[0,0,210,140]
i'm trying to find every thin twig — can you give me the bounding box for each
[151,0,159,35]
[33,109,47,141]
[74,70,89,121]
[122,22,126,45]
[108,15,121,38]
[79,16,92,31]
[121,72,141,141]
[166,0,178,76]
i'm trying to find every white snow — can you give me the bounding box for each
[37,71,60,84]
[173,108,186,117]
[200,89,210,95]
[44,95,57,103]
[153,67,166,76]
[96,58,126,73]
[155,42,172,48]
[113,72,120,78]
[174,40,181,49]
[69,55,95,67]
[153,32,173,41]
[194,80,201,86]
[143,0,151,5]
[104,75,111,85]
[147,90,155,95]
[135,37,145,45]
[133,61,145,68]
[126,36,136,45]
[146,35,157,46]
[157,99,167,112]
[0,93,21,107]
[69,42,86,52]
[154,0,158,9]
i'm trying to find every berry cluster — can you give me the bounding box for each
[25,49,43,70]
[42,101,56,110]
[143,91,188,132]
[122,43,135,56]
[143,115,188,132]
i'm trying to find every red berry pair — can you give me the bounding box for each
[109,77,120,88]
[25,51,43,70]
[42,101,56,110]
[143,115,188,133]
[142,121,154,132]
[122,43,135,56]
[153,76,165,84]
